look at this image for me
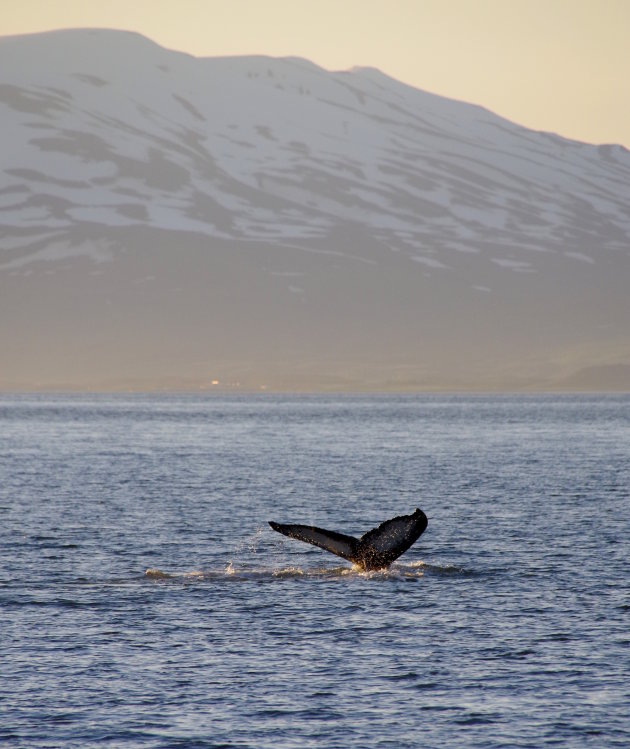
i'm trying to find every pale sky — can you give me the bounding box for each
[3,0,629,147]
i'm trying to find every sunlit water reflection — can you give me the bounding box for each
[2,394,629,747]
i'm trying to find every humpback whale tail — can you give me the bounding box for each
[269,508,428,570]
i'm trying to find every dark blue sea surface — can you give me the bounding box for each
[1,393,629,748]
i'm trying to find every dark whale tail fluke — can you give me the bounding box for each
[269,508,428,570]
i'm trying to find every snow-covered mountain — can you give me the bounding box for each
[1,29,630,390]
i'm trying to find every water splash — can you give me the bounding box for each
[144,561,437,582]
[230,525,266,557]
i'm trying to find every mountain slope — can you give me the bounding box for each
[1,29,630,390]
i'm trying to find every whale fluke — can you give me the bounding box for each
[269,508,428,570]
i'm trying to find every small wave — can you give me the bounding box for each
[145,562,433,582]
[145,568,205,580]
[146,565,337,581]
[419,562,469,576]
[399,560,470,576]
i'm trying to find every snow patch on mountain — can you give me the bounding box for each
[2,28,630,277]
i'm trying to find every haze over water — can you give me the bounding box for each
[2,393,629,747]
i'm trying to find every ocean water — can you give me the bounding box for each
[1,393,629,748]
